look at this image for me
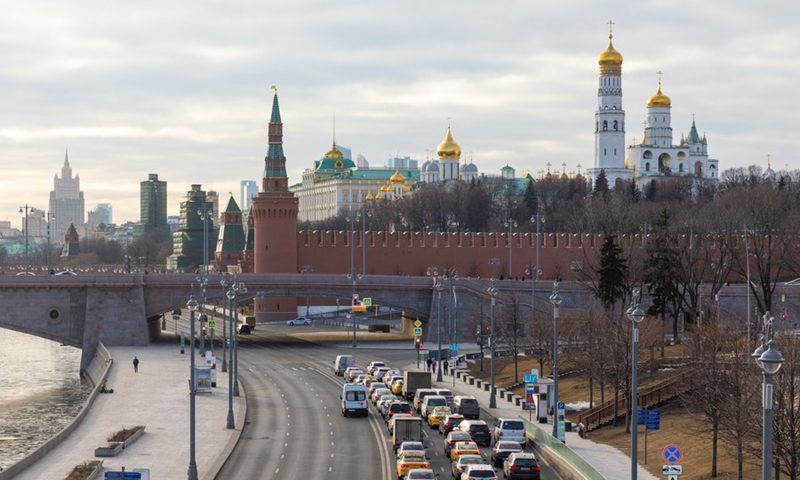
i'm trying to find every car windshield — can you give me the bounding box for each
[459,455,483,465]
[408,472,435,479]
[497,442,521,450]
[346,391,366,401]
[471,424,490,431]
[402,442,424,451]
[449,432,472,441]
[468,470,497,478]
[460,399,478,406]
[514,458,538,467]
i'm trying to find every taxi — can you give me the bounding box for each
[427,406,452,428]
[396,451,430,479]
[363,376,378,388]
[392,379,404,395]
[450,440,481,462]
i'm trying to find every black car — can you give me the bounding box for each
[438,413,464,436]
[491,440,523,467]
[443,430,473,456]
[385,402,413,421]
[503,452,540,480]
[457,420,492,447]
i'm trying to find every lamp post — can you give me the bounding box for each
[504,220,518,278]
[229,278,246,398]
[226,284,236,429]
[444,269,459,384]
[197,203,211,275]
[186,294,199,480]
[549,281,562,439]
[45,211,55,273]
[220,277,229,373]
[347,211,364,348]
[426,267,443,380]
[626,290,646,480]
[301,265,313,316]
[361,205,372,276]
[753,312,784,480]
[19,205,32,274]
[196,275,208,355]
[488,279,499,408]
[744,228,752,340]
[528,214,544,316]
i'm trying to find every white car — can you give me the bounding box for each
[286,317,311,326]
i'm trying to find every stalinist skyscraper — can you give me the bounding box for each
[49,151,85,242]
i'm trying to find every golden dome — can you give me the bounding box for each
[375,193,383,201]
[560,172,568,180]
[598,35,623,67]
[647,86,671,108]
[390,169,405,184]
[381,183,392,193]
[437,127,461,159]
[365,192,374,202]
[324,141,344,159]
[403,185,410,193]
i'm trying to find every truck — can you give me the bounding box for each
[402,370,431,401]
[391,416,423,451]
[245,316,256,331]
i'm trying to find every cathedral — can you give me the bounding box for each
[586,24,720,187]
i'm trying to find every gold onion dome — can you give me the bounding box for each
[324,141,344,159]
[647,86,672,107]
[365,192,374,201]
[437,127,462,159]
[381,183,392,193]
[390,169,405,184]
[375,193,383,201]
[598,35,623,67]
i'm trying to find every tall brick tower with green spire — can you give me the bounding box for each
[251,87,298,322]
[214,195,245,270]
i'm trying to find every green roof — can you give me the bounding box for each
[315,157,356,171]
[224,196,241,213]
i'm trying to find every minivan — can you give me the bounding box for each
[341,382,369,417]
[493,418,527,446]
[334,355,355,376]
[413,388,437,413]
[420,395,448,419]
[452,395,480,419]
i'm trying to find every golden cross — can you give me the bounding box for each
[657,71,663,88]
[607,20,614,37]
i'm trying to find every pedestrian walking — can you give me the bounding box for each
[432,359,437,374]
[443,360,449,375]
[426,358,432,372]
[133,356,139,373]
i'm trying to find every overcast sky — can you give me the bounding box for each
[2,1,799,226]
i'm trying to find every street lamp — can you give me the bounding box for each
[549,281,563,440]
[301,265,313,317]
[527,213,545,316]
[220,277,229,373]
[19,205,32,274]
[196,275,209,355]
[626,290,646,480]
[488,279,499,408]
[186,294,199,480]
[427,267,444,381]
[229,278,246,398]
[197,203,212,274]
[44,211,55,273]
[743,228,753,340]
[347,211,364,348]
[504,220,518,278]
[753,312,784,480]
[226,284,236,429]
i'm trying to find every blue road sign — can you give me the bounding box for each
[646,410,661,431]
[663,444,682,464]
[636,410,646,426]
[105,473,142,480]
[523,374,538,383]
[525,383,535,394]
[449,343,460,350]
[557,401,565,410]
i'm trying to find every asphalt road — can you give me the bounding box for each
[213,323,560,479]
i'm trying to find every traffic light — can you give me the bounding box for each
[414,337,422,349]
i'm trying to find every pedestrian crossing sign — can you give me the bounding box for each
[413,327,423,337]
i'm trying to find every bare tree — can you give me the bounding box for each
[496,294,526,383]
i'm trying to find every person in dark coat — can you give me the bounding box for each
[133,356,139,373]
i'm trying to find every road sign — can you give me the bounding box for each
[105,473,142,479]
[662,465,683,474]
[363,297,372,307]
[646,410,660,431]
[668,476,678,480]
[414,319,422,328]
[523,373,539,383]
[413,327,422,337]
[525,383,535,394]
[208,320,216,329]
[449,343,460,350]
[663,444,683,464]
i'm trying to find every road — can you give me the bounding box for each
[212,322,561,479]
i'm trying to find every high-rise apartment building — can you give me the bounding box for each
[49,152,85,242]
[135,173,168,238]
[88,203,113,231]
[240,180,257,213]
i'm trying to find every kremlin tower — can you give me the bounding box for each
[250,87,298,322]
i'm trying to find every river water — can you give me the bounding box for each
[0,328,90,471]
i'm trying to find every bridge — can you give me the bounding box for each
[0,273,520,371]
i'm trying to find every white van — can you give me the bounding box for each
[421,395,448,419]
[334,355,355,376]
[341,382,369,417]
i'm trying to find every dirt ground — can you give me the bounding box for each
[480,351,762,480]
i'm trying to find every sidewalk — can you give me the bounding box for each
[421,363,659,480]
[15,344,244,480]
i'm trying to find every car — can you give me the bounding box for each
[372,387,392,404]
[451,454,484,479]
[347,369,365,382]
[396,441,426,458]
[457,420,492,446]
[354,374,367,383]
[385,402,414,422]
[444,430,473,457]
[367,361,386,375]
[490,441,523,467]
[388,414,415,435]
[460,464,498,480]
[397,452,430,479]
[421,395,448,419]
[503,452,540,480]
[392,379,405,395]
[406,468,437,480]
[341,382,369,417]
[450,441,481,462]
[55,270,77,275]
[363,376,379,388]
[286,316,311,325]
[427,406,452,428]
[15,271,35,276]
[375,367,391,380]
[492,419,527,447]
[378,395,399,415]
[237,323,251,334]
[334,355,355,376]
[439,413,465,436]
[451,395,481,420]
[413,388,438,413]
[434,388,454,404]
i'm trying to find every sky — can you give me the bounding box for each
[2,0,799,226]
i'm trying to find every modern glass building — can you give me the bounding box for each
[135,173,168,237]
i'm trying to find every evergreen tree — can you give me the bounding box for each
[524,179,538,216]
[643,210,681,320]
[594,169,610,198]
[596,234,629,309]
